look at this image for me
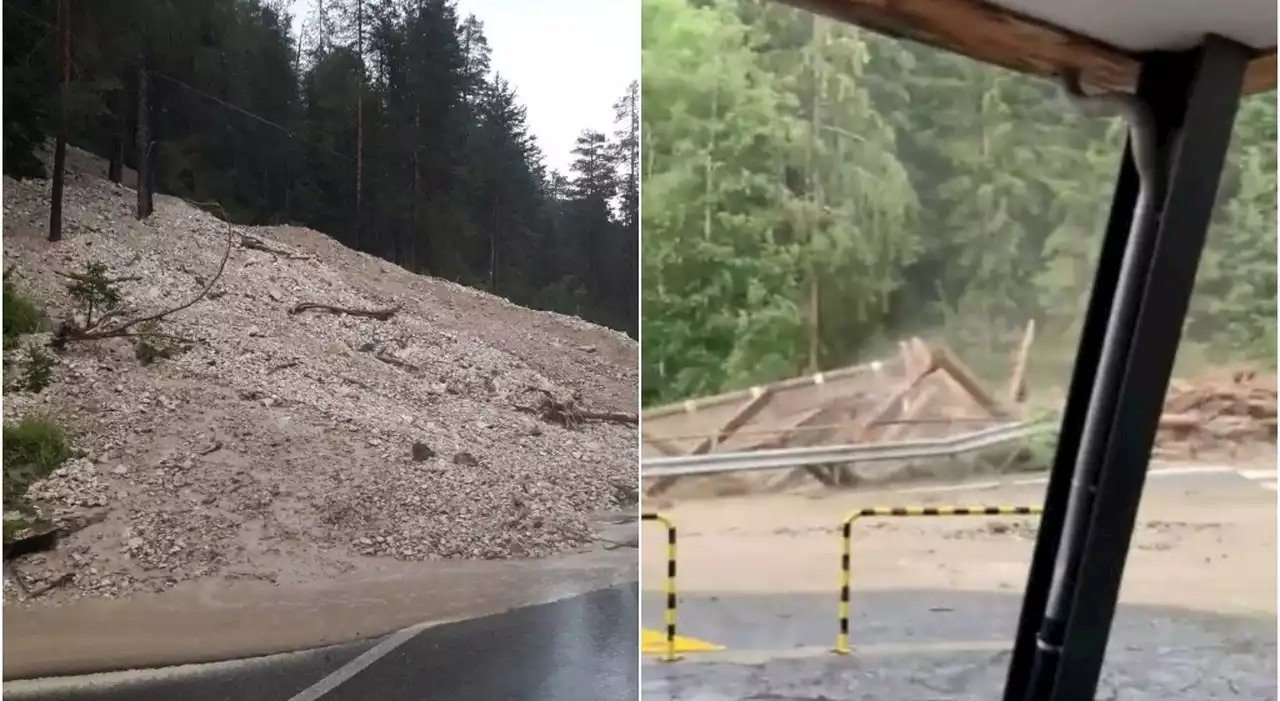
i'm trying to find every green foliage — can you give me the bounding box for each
[21,345,55,393]
[642,0,1277,406]
[2,0,638,336]
[66,263,122,328]
[2,276,44,348]
[2,417,72,509]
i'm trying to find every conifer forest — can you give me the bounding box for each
[4,0,640,334]
[641,0,1277,406]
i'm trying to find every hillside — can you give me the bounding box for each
[1,151,638,604]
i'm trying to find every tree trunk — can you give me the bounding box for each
[135,60,152,219]
[48,0,71,242]
[412,106,420,221]
[805,14,822,373]
[107,80,126,184]
[490,195,500,293]
[354,0,364,246]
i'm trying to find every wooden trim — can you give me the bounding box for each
[783,0,1275,95]
[1245,53,1277,94]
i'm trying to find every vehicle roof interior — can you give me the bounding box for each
[782,0,1277,94]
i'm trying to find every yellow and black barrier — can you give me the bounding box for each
[642,512,680,661]
[835,505,1042,655]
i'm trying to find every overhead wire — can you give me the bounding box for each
[2,0,353,162]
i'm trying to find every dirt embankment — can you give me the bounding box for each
[1,150,638,605]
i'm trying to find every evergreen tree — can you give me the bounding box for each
[2,0,638,335]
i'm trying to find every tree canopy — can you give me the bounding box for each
[642,0,1276,406]
[4,0,639,335]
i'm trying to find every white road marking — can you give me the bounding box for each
[884,464,1239,497]
[285,588,591,701]
[1235,468,1278,492]
[284,623,436,701]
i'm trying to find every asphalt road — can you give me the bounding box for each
[5,583,639,701]
[639,467,1278,699]
[641,589,1278,699]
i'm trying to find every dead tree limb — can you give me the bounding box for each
[57,271,143,285]
[580,410,639,425]
[515,388,636,428]
[374,349,420,373]
[289,302,400,321]
[239,234,311,260]
[52,206,234,348]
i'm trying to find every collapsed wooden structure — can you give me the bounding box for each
[642,332,1032,496]
[643,326,1277,495]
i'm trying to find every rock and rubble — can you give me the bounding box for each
[1,150,638,604]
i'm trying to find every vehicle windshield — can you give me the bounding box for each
[640,0,1276,697]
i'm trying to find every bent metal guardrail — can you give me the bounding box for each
[641,420,1053,479]
[642,512,680,662]
[834,505,1044,654]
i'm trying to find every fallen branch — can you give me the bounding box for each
[52,203,235,348]
[26,570,75,599]
[239,233,311,260]
[289,302,401,321]
[515,388,636,429]
[268,359,300,373]
[374,349,421,373]
[580,410,638,425]
[56,271,142,285]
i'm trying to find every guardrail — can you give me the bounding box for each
[641,420,1053,479]
[642,512,680,661]
[834,505,1043,654]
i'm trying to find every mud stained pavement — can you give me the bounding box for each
[6,584,639,701]
[640,590,1277,699]
[639,468,1278,699]
[5,547,635,679]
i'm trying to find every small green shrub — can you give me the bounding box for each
[67,262,121,327]
[2,417,72,507]
[2,277,44,348]
[21,345,55,392]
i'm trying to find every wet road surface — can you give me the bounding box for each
[640,590,1278,699]
[5,583,639,701]
[5,547,634,678]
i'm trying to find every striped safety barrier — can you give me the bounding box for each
[642,512,679,661]
[835,505,1043,654]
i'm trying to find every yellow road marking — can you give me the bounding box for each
[641,628,724,654]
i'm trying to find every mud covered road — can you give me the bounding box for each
[641,466,1277,699]
[7,583,638,701]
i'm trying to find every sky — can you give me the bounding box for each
[287,0,639,174]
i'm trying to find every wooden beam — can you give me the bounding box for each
[641,427,683,456]
[1007,319,1036,404]
[932,344,1014,418]
[782,0,1275,95]
[690,389,775,455]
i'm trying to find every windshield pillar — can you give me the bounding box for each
[1002,35,1253,701]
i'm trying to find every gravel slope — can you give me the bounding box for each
[2,153,637,604]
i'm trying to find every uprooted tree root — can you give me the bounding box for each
[50,202,235,351]
[516,388,637,429]
[288,302,401,321]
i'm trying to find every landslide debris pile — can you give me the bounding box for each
[1157,369,1277,458]
[1,153,637,603]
